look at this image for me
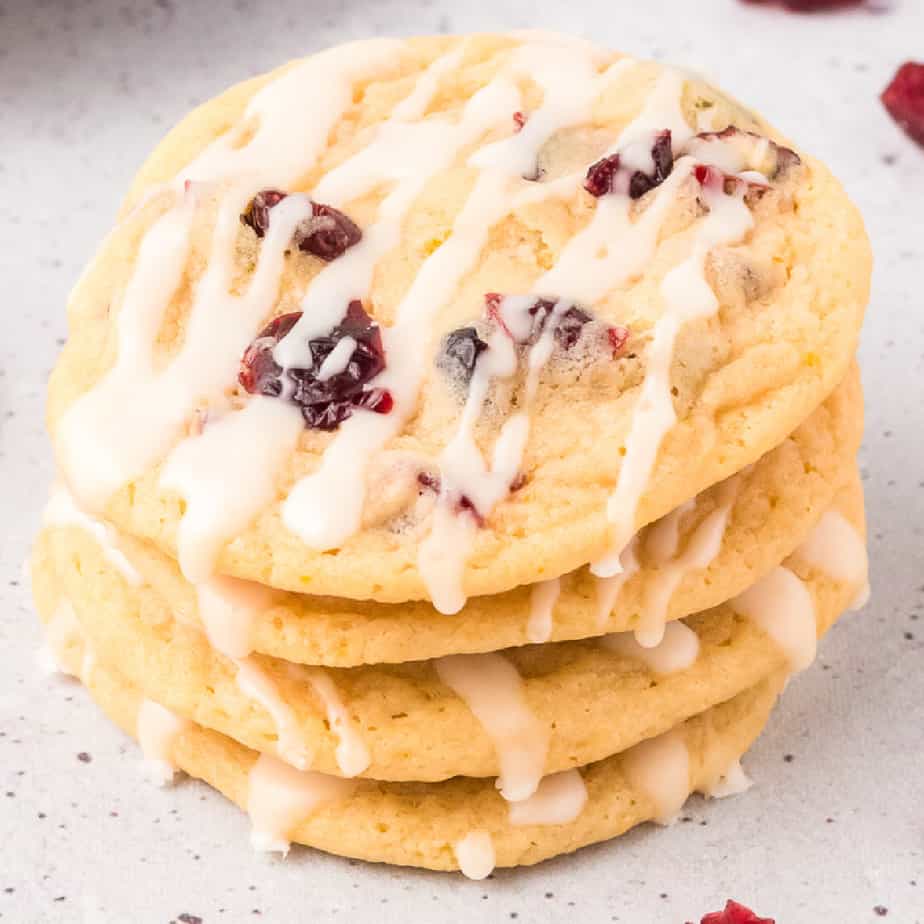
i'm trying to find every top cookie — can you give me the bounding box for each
[48,33,871,605]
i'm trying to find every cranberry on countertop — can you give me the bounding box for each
[740,0,865,10]
[882,62,924,147]
[693,899,776,924]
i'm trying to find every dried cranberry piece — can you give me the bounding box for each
[741,0,863,9]
[882,62,924,147]
[240,189,288,237]
[513,111,527,132]
[416,472,484,523]
[485,294,629,355]
[241,190,362,261]
[697,900,775,924]
[295,203,363,261]
[528,300,593,350]
[584,130,674,199]
[417,471,441,493]
[239,301,392,432]
[438,327,489,383]
[584,154,621,197]
[238,311,301,397]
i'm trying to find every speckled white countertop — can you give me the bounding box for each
[1,1,922,921]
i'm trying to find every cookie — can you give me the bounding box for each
[47,33,871,606]
[33,601,786,873]
[33,475,865,783]
[46,364,862,670]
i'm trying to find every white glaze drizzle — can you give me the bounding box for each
[161,396,303,584]
[136,698,190,786]
[601,619,700,675]
[594,536,640,629]
[634,480,737,646]
[507,769,588,826]
[644,498,696,564]
[280,54,521,551]
[527,577,562,643]
[619,725,690,825]
[55,39,401,510]
[43,484,142,586]
[453,830,496,880]
[421,68,693,612]
[234,658,313,770]
[701,758,753,800]
[247,753,356,855]
[302,668,370,778]
[435,653,549,802]
[795,509,868,586]
[591,156,754,578]
[731,566,817,672]
[282,43,633,564]
[194,574,271,660]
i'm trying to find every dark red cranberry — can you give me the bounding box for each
[485,293,630,356]
[294,203,362,261]
[238,311,301,397]
[416,472,484,524]
[417,471,441,493]
[438,327,489,384]
[882,62,924,147]
[238,301,392,431]
[584,130,674,199]
[241,189,288,237]
[741,0,863,9]
[241,190,362,261]
[513,111,527,132]
[697,900,775,924]
[527,300,593,350]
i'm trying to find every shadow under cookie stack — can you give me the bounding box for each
[31,33,872,877]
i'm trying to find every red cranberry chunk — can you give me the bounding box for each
[240,189,288,237]
[239,301,392,432]
[741,0,863,9]
[295,203,362,261]
[584,130,674,199]
[485,293,630,355]
[882,62,924,147]
[238,311,301,397]
[241,190,362,260]
[513,110,527,132]
[437,326,489,383]
[699,899,775,924]
[527,300,593,350]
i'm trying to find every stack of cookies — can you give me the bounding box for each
[31,32,871,877]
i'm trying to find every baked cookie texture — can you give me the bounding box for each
[41,367,861,667]
[34,475,863,781]
[32,32,872,876]
[46,33,870,603]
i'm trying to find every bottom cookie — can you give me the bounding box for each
[37,602,785,875]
